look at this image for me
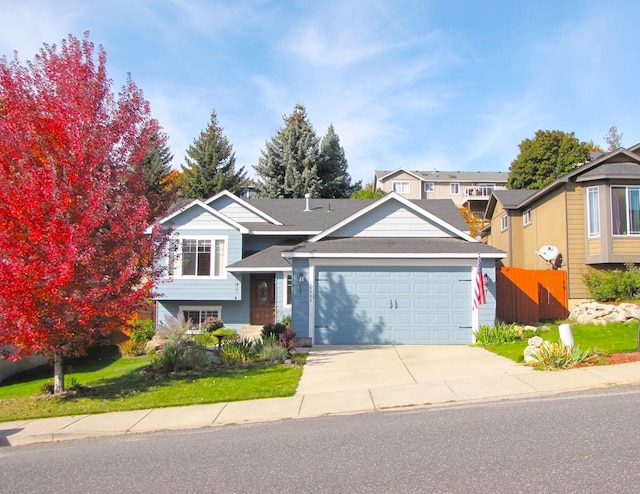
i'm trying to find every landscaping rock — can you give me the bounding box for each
[528,336,543,347]
[524,336,544,364]
[569,302,640,325]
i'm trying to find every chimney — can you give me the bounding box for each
[304,193,311,212]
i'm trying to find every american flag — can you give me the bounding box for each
[473,255,487,310]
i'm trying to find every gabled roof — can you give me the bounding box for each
[244,198,372,233]
[375,169,508,183]
[310,193,475,242]
[205,190,283,225]
[377,168,424,182]
[485,189,537,218]
[486,146,640,218]
[151,199,249,233]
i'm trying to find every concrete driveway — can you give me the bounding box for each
[296,345,536,398]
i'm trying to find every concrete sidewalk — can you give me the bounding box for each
[2,345,640,447]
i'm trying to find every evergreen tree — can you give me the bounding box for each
[140,131,176,219]
[255,103,322,198]
[181,110,249,198]
[507,130,591,190]
[318,124,360,198]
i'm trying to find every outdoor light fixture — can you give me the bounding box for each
[298,273,305,284]
[484,273,490,284]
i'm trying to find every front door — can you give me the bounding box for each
[250,274,275,325]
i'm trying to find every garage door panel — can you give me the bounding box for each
[315,266,473,345]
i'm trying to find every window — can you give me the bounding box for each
[587,186,600,238]
[180,306,221,328]
[477,184,495,196]
[172,237,226,277]
[284,274,292,307]
[450,183,460,195]
[392,181,410,194]
[611,186,640,235]
[523,209,532,227]
[500,214,508,232]
[424,182,434,193]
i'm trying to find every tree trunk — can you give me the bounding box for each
[53,353,64,394]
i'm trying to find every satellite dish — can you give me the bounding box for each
[537,245,559,262]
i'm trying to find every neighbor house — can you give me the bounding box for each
[152,191,505,345]
[482,144,640,307]
[373,168,508,220]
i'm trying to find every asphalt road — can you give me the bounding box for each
[2,386,640,493]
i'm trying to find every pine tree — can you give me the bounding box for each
[140,131,176,219]
[318,124,359,198]
[255,103,322,198]
[181,110,249,198]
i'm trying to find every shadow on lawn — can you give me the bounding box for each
[72,360,287,402]
[0,345,123,387]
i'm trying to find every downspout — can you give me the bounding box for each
[508,210,513,266]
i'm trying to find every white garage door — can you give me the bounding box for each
[314,266,472,344]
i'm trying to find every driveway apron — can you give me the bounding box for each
[295,345,530,395]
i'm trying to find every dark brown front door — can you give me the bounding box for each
[250,274,275,325]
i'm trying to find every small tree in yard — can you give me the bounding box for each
[0,33,168,393]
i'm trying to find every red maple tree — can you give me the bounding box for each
[0,33,168,392]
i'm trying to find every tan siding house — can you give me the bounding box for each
[374,168,508,219]
[483,145,640,306]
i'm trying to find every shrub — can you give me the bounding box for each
[583,264,640,301]
[151,340,207,372]
[202,316,225,333]
[262,322,287,339]
[131,320,155,343]
[220,336,254,365]
[474,321,519,345]
[279,328,297,354]
[259,341,290,363]
[156,315,193,341]
[118,339,147,357]
[529,340,597,370]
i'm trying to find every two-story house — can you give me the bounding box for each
[482,144,640,308]
[373,168,508,220]
[152,191,505,345]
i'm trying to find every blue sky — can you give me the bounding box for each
[1,0,639,184]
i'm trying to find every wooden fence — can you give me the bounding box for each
[496,267,568,324]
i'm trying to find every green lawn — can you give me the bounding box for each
[0,346,305,422]
[485,322,640,363]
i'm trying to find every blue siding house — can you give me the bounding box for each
[152,191,505,344]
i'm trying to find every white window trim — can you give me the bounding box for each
[171,235,228,279]
[450,183,460,195]
[477,183,495,197]
[424,182,434,192]
[179,305,222,330]
[611,186,640,236]
[500,214,508,232]
[523,208,532,227]
[587,186,600,238]
[283,274,292,308]
[392,180,410,194]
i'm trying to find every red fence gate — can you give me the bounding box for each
[496,267,568,324]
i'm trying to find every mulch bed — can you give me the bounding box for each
[600,352,640,365]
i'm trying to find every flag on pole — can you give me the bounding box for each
[472,254,487,310]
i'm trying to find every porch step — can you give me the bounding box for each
[240,325,263,338]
